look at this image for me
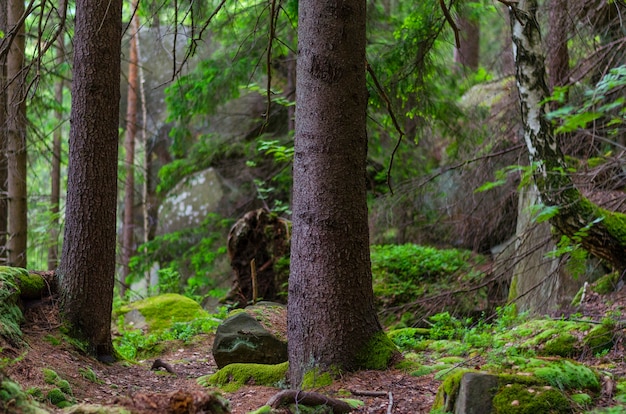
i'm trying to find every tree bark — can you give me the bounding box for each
[454,2,480,71]
[509,0,626,271]
[7,0,27,268]
[57,0,122,360]
[121,6,140,297]
[0,0,8,265]
[288,0,388,387]
[546,0,569,91]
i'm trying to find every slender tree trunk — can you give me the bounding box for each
[7,0,27,268]
[57,0,122,360]
[288,0,390,387]
[509,0,626,270]
[0,0,8,265]
[120,7,139,297]
[48,35,65,271]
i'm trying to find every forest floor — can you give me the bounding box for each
[3,288,626,414]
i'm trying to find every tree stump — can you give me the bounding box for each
[227,209,290,305]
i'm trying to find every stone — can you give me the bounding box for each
[454,372,499,414]
[212,311,287,368]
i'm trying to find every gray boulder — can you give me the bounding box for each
[212,311,287,368]
[454,372,499,414]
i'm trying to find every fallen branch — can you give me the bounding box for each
[268,390,353,413]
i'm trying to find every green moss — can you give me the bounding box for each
[302,367,335,389]
[118,293,209,333]
[570,393,593,407]
[57,379,72,396]
[0,267,26,345]
[540,333,579,357]
[584,323,616,355]
[46,388,70,407]
[432,369,473,411]
[42,369,59,385]
[533,360,600,392]
[198,362,289,392]
[16,272,45,299]
[355,331,399,370]
[247,405,272,414]
[387,327,430,351]
[592,272,620,294]
[492,383,572,414]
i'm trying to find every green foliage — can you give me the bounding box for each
[583,321,617,355]
[371,244,486,312]
[0,267,27,346]
[387,328,430,351]
[546,65,626,134]
[127,214,233,301]
[115,306,228,360]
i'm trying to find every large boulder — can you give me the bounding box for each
[212,305,287,368]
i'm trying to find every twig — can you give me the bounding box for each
[387,391,394,414]
[438,0,460,50]
[350,390,388,397]
[366,61,405,195]
[251,258,258,305]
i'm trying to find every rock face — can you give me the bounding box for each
[212,311,288,368]
[453,372,499,414]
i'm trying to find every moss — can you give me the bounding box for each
[570,393,593,407]
[247,406,272,414]
[354,331,399,370]
[492,383,572,414]
[15,272,45,299]
[540,333,579,358]
[0,267,26,345]
[592,272,620,294]
[584,323,616,355]
[57,379,72,396]
[302,367,335,389]
[42,369,59,385]
[387,327,430,351]
[198,362,289,392]
[533,360,600,392]
[46,388,70,407]
[118,293,209,333]
[432,369,473,411]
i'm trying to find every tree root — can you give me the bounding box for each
[267,389,353,413]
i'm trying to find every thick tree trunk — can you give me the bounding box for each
[57,0,122,360]
[509,0,626,271]
[7,0,27,268]
[121,8,139,297]
[0,1,8,265]
[288,0,389,387]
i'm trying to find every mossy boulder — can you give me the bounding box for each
[198,362,289,392]
[118,293,209,333]
[492,383,572,414]
[212,309,287,368]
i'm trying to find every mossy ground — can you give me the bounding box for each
[198,362,289,392]
[117,293,210,333]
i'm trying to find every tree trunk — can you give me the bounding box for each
[454,2,480,71]
[120,7,139,297]
[0,0,8,265]
[288,0,391,387]
[57,0,122,360]
[48,36,65,271]
[546,0,569,91]
[7,0,27,268]
[509,0,626,271]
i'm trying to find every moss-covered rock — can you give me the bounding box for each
[198,362,289,392]
[432,369,474,412]
[118,293,209,333]
[0,375,48,414]
[0,267,27,346]
[492,383,572,414]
